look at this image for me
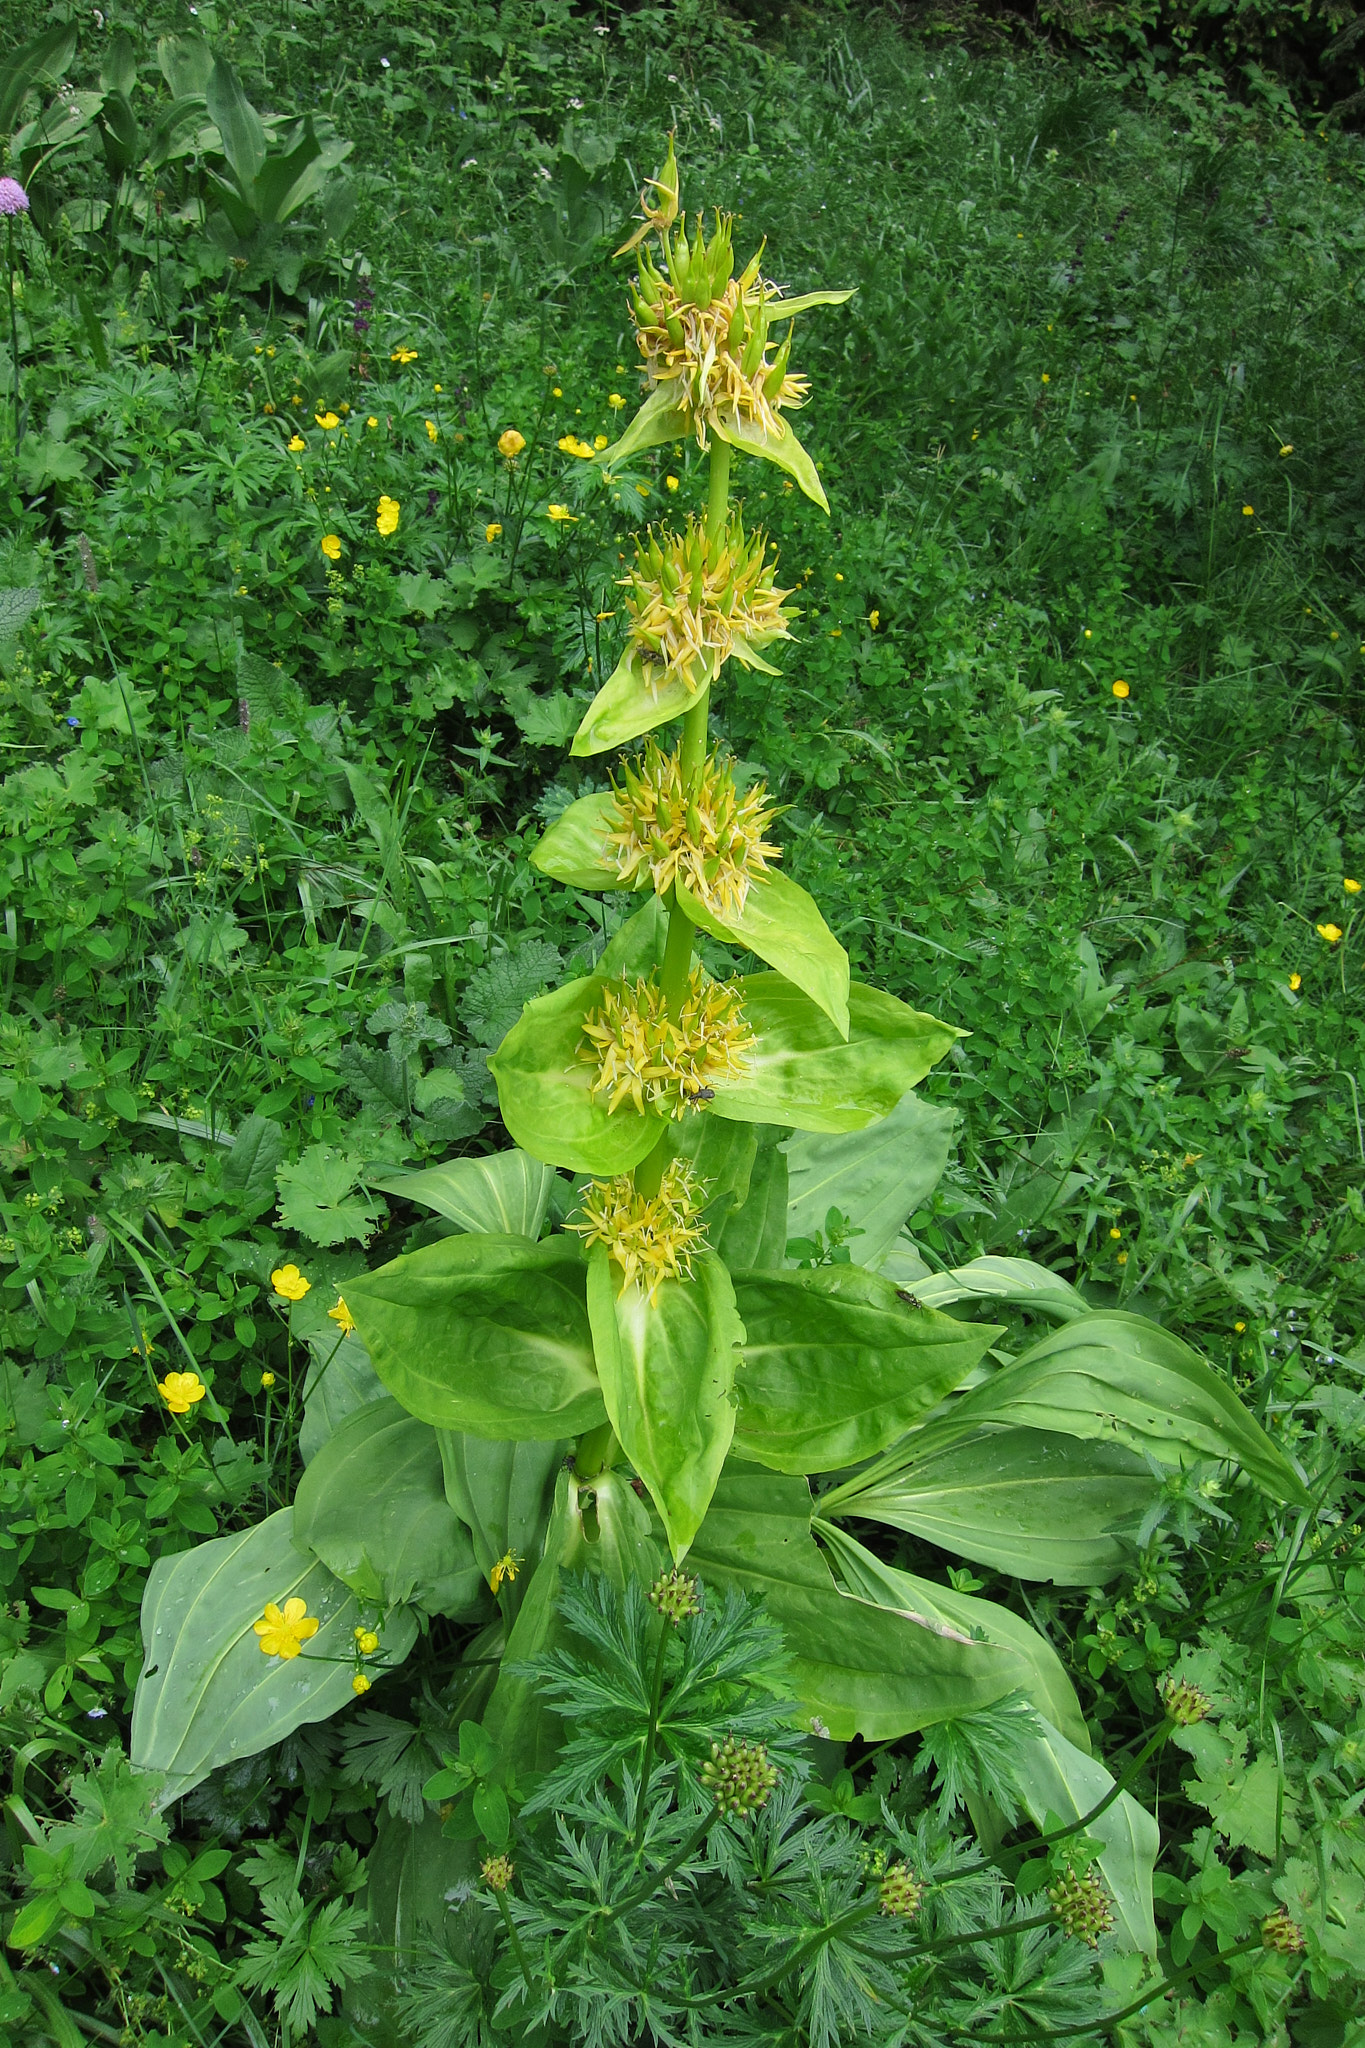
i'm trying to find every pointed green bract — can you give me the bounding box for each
[131,1509,417,1808]
[768,288,857,318]
[369,1148,561,1239]
[571,639,713,758]
[712,409,829,511]
[586,1246,743,1561]
[715,1132,789,1269]
[910,1254,1090,1321]
[345,1234,607,1440]
[531,791,633,891]
[731,1267,999,1474]
[710,976,961,1132]
[677,869,850,1038]
[595,384,691,469]
[488,971,662,1175]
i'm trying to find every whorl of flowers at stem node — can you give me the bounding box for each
[570,1160,708,1301]
[649,1565,701,1625]
[1047,1866,1115,1948]
[481,1853,515,1893]
[630,216,809,449]
[702,1737,778,1816]
[608,740,780,919]
[579,968,753,1120]
[1261,1911,1305,1955]
[1158,1672,1211,1726]
[878,1864,923,1920]
[623,514,794,706]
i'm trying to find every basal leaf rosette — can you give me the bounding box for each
[571,515,794,757]
[488,902,962,1175]
[535,740,851,1036]
[599,194,853,509]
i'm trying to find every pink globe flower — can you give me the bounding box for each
[0,178,29,217]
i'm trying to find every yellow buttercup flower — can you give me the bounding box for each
[1109,1228,1122,1241]
[254,1597,320,1660]
[594,433,608,449]
[485,521,503,541]
[665,473,679,491]
[426,418,439,441]
[391,346,418,364]
[367,415,379,429]
[1234,1321,1247,1333]
[558,433,595,458]
[1242,504,1254,516]
[497,427,526,459]
[316,411,340,430]
[321,534,342,562]
[352,1672,371,1694]
[376,496,400,536]
[157,1370,206,1416]
[489,1551,522,1595]
[288,434,306,452]
[580,966,754,1119]
[261,1371,276,1389]
[1116,1251,1129,1265]
[1288,973,1301,990]
[1279,443,1293,456]
[1345,878,1361,894]
[607,391,626,410]
[1112,679,1129,699]
[571,1158,707,1302]
[272,1264,311,1302]
[354,1627,380,1654]
[606,739,780,919]
[1317,923,1343,944]
[328,1296,357,1335]
[869,609,880,629]
[547,504,577,522]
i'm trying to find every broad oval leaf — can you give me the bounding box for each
[688,1467,1045,1741]
[813,1518,1089,1750]
[293,1398,487,1617]
[370,1148,561,1240]
[587,1248,744,1562]
[712,976,961,1132]
[571,640,712,759]
[1011,1724,1159,1956]
[783,1089,957,1270]
[346,1234,607,1441]
[716,1130,789,1270]
[823,1426,1156,1584]
[488,972,662,1176]
[911,1255,1090,1322]
[919,1309,1310,1505]
[730,1267,998,1475]
[437,1432,568,1619]
[299,1323,385,1466]
[677,870,850,1039]
[131,1508,417,1807]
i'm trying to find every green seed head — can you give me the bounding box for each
[879,1863,923,1920]
[650,1566,701,1626]
[1048,1866,1115,1947]
[481,1853,514,1893]
[1158,1672,1211,1726]
[702,1736,778,1816]
[1261,1911,1305,1955]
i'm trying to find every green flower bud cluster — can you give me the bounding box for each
[1261,1911,1306,1955]
[702,1736,779,1816]
[1158,1672,1212,1726]
[878,1863,923,1920]
[649,1566,701,1625]
[1047,1866,1115,1947]
[482,1853,515,1893]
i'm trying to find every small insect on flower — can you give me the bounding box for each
[1112,679,1130,699]
[329,1296,357,1334]
[376,496,401,536]
[254,1597,320,1659]
[1317,923,1343,944]
[485,522,503,541]
[497,428,526,459]
[320,534,342,561]
[272,1264,311,1302]
[157,1370,206,1415]
[547,504,578,522]
[489,1551,522,1595]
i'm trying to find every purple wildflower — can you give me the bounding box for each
[0,178,29,217]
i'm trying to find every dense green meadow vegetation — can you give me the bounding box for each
[2,0,1365,2041]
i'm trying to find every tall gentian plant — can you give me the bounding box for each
[131,145,1308,1952]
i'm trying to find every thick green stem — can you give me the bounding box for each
[632,438,731,1200]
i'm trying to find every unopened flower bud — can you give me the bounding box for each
[1261,1911,1305,1955]
[879,1863,922,1920]
[650,1566,700,1625]
[482,1853,515,1892]
[1158,1672,1211,1726]
[1048,1867,1115,1947]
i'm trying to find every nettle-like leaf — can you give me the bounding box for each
[461,941,564,1049]
[275,1144,386,1247]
